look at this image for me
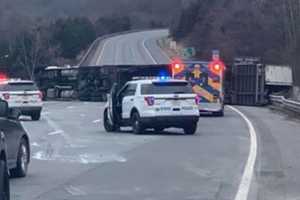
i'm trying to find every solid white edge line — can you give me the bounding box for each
[227,106,257,200]
[96,38,110,65]
[142,38,157,64]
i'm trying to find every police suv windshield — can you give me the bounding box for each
[141,82,193,95]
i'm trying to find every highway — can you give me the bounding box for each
[11,30,300,200]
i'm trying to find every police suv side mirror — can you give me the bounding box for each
[0,100,9,118]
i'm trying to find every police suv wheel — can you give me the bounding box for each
[10,139,29,178]
[0,159,10,200]
[103,109,117,132]
[132,112,143,135]
[184,123,197,135]
[31,112,41,121]
[214,110,224,117]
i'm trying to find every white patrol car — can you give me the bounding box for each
[103,78,200,135]
[0,79,43,120]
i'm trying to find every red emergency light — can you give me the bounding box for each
[170,58,185,76]
[208,60,225,74]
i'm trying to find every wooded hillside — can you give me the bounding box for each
[171,0,300,86]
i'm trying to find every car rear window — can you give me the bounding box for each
[0,82,38,91]
[141,82,193,95]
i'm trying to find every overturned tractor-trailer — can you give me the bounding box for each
[77,65,171,101]
[36,65,171,101]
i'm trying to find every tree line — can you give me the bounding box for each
[0,16,133,79]
[0,0,177,79]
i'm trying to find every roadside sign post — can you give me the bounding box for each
[212,50,220,61]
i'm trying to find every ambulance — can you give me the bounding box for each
[171,59,225,116]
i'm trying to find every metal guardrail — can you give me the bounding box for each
[270,95,300,114]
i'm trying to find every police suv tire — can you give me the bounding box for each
[10,139,29,178]
[184,123,197,135]
[31,112,41,121]
[132,112,143,135]
[0,159,10,200]
[103,109,117,132]
[214,110,224,117]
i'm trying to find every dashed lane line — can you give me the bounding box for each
[142,38,157,64]
[95,37,111,65]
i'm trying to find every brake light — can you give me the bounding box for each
[2,93,10,100]
[144,96,155,106]
[0,73,8,83]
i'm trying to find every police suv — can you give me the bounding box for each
[103,78,200,135]
[0,79,43,120]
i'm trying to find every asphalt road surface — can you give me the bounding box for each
[11,30,300,200]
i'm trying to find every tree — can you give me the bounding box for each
[7,28,45,79]
[95,15,131,36]
[283,0,300,86]
[52,17,96,59]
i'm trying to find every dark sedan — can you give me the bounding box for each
[0,99,30,181]
[0,120,9,200]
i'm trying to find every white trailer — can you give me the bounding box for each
[265,65,293,86]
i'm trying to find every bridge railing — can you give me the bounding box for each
[270,95,300,114]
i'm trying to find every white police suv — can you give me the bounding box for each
[0,79,43,120]
[103,78,200,135]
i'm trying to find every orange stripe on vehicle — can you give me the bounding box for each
[208,78,221,91]
[193,85,214,102]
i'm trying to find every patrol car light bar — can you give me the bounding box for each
[132,76,172,80]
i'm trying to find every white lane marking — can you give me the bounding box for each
[79,154,127,164]
[96,37,111,65]
[32,151,44,160]
[130,45,138,64]
[33,151,127,164]
[228,106,258,200]
[67,106,75,109]
[48,130,64,136]
[114,36,123,65]
[80,114,86,117]
[65,185,86,196]
[31,142,41,147]
[142,38,157,64]
[43,114,72,146]
[93,119,101,123]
